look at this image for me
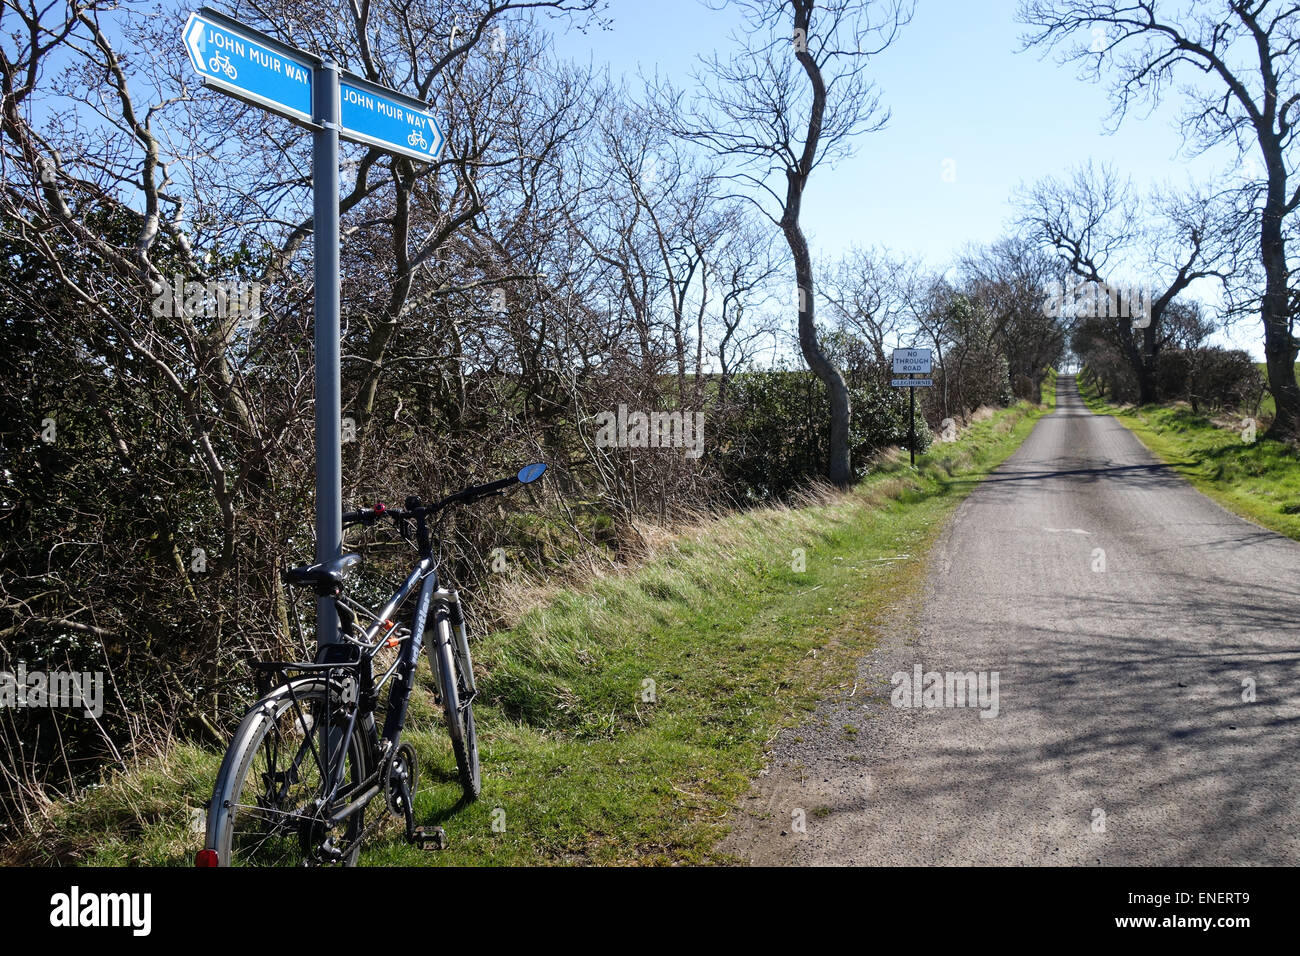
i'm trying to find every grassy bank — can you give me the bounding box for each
[1079,377,1300,541]
[1041,367,1058,408]
[9,400,1047,866]
[1255,362,1300,419]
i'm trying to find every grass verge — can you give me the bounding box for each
[1255,362,1300,419]
[7,400,1046,866]
[1079,377,1300,541]
[1040,367,1058,409]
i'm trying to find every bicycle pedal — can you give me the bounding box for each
[411,826,448,850]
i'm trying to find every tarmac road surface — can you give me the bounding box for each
[723,375,1300,865]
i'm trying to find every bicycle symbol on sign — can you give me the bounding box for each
[406,128,428,150]
[208,52,238,80]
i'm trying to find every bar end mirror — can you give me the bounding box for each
[517,463,546,484]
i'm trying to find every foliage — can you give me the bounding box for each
[714,364,931,500]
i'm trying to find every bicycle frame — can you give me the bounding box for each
[302,532,470,821]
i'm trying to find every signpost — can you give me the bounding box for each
[184,8,444,647]
[183,10,444,155]
[184,10,314,123]
[891,348,934,466]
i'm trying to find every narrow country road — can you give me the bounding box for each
[724,375,1300,865]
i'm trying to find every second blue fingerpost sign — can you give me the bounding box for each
[183,7,444,647]
[339,76,444,162]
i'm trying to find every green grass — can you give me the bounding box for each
[1040,367,1058,409]
[1079,377,1300,541]
[9,401,1047,867]
[1255,362,1300,419]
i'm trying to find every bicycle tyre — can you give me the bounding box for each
[433,618,480,800]
[205,678,372,866]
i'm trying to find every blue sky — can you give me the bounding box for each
[549,0,1258,354]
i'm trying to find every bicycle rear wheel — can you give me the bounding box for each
[206,678,371,866]
[433,616,480,799]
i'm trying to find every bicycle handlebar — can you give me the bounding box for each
[342,472,526,529]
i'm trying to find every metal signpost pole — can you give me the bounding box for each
[313,61,341,647]
[909,384,916,467]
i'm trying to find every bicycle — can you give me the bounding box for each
[406,128,428,149]
[208,52,238,79]
[196,462,546,867]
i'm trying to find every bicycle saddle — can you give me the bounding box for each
[284,552,362,591]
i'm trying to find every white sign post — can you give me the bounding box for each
[891,349,934,466]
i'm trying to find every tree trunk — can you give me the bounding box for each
[1119,314,1158,404]
[1136,364,1157,405]
[1260,203,1300,439]
[786,0,851,487]
[784,216,852,486]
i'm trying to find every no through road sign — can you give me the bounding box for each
[892,348,932,375]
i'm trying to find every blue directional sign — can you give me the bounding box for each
[182,8,446,652]
[339,75,444,163]
[183,12,315,125]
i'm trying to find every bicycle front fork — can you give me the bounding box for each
[444,591,476,696]
[380,580,467,742]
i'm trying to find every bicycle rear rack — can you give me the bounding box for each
[250,642,364,697]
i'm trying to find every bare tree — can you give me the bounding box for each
[712,214,784,399]
[1019,162,1236,403]
[819,245,922,367]
[959,236,1068,401]
[1020,0,1300,436]
[656,0,913,486]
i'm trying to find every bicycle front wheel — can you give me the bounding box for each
[205,678,371,866]
[433,616,480,800]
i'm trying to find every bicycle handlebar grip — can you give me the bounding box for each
[471,475,516,499]
[343,503,391,527]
